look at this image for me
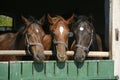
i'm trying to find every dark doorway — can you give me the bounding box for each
[0,0,109,51]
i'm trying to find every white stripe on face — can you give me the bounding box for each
[80,27,84,31]
[59,26,64,35]
[36,29,39,33]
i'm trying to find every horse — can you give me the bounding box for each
[0,16,52,61]
[70,15,103,62]
[48,14,74,62]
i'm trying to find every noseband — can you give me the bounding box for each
[53,40,68,49]
[25,33,44,55]
[25,22,44,55]
[75,30,94,52]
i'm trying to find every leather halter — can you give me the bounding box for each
[75,30,94,52]
[53,39,68,49]
[25,22,44,55]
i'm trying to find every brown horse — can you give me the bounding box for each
[70,15,102,62]
[0,16,52,61]
[48,14,74,62]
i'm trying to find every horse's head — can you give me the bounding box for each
[48,14,74,62]
[21,16,45,62]
[72,15,94,62]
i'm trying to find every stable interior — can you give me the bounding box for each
[0,0,109,51]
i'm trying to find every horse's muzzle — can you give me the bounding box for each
[74,49,86,62]
[57,52,67,62]
[33,53,45,62]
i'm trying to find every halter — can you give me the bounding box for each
[53,39,68,49]
[25,22,44,55]
[75,30,94,52]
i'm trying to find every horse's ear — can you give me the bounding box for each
[21,16,30,25]
[88,15,94,23]
[74,14,78,20]
[66,14,74,24]
[39,15,45,25]
[48,14,54,24]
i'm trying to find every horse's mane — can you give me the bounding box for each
[73,15,95,29]
[28,16,42,25]
[76,15,89,23]
[28,16,37,23]
[53,15,66,24]
[14,26,25,43]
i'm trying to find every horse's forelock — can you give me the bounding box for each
[53,16,68,25]
[77,16,88,22]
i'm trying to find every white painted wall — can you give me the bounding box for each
[111,0,120,79]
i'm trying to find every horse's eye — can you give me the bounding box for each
[68,32,73,37]
[51,32,55,36]
[27,33,31,38]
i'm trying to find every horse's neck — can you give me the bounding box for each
[7,33,17,50]
[42,34,52,50]
[95,34,103,51]
[9,33,25,50]
[90,34,102,51]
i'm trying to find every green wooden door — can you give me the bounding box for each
[0,60,118,80]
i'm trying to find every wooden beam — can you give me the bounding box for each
[87,51,109,58]
[0,50,109,58]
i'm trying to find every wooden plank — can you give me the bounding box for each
[77,62,87,77]
[87,51,109,58]
[67,61,77,77]
[10,61,21,80]
[21,61,33,80]
[87,61,97,77]
[55,62,67,77]
[98,60,114,77]
[0,50,109,57]
[45,61,55,77]
[33,62,45,78]
[0,62,8,80]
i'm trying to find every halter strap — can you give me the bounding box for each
[75,30,94,52]
[25,33,44,55]
[53,40,68,49]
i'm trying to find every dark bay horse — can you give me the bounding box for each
[0,16,52,61]
[70,15,102,62]
[48,14,74,62]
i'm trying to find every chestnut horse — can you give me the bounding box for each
[0,16,52,61]
[70,15,102,62]
[48,15,74,62]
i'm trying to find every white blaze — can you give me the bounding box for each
[36,29,39,33]
[59,26,64,35]
[80,27,84,31]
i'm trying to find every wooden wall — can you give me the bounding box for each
[111,0,120,78]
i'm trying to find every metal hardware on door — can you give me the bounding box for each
[115,28,119,41]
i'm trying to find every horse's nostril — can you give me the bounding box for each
[57,54,66,61]
[79,55,84,60]
[80,55,85,59]
[59,54,66,59]
[74,53,86,62]
[34,53,45,62]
